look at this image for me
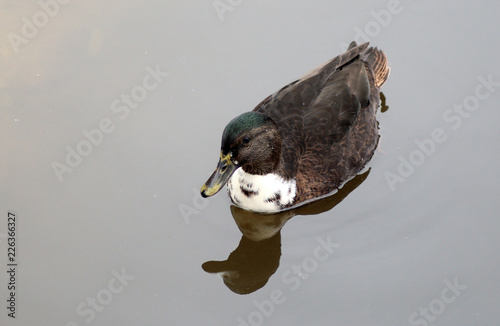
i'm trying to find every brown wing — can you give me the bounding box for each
[254,43,368,177]
[253,42,387,203]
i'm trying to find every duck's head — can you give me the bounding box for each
[201,112,281,198]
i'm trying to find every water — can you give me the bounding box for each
[1,1,499,325]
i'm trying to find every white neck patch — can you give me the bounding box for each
[227,167,296,213]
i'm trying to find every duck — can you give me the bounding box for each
[201,41,390,213]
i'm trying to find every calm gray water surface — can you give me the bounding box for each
[1,1,500,325]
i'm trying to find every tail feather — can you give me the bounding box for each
[362,46,390,88]
[347,41,390,88]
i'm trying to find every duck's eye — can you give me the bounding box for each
[242,136,251,145]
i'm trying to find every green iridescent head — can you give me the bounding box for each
[201,112,281,198]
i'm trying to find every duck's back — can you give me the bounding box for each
[254,41,389,205]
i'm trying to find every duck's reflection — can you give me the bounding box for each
[202,233,282,294]
[202,168,370,294]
